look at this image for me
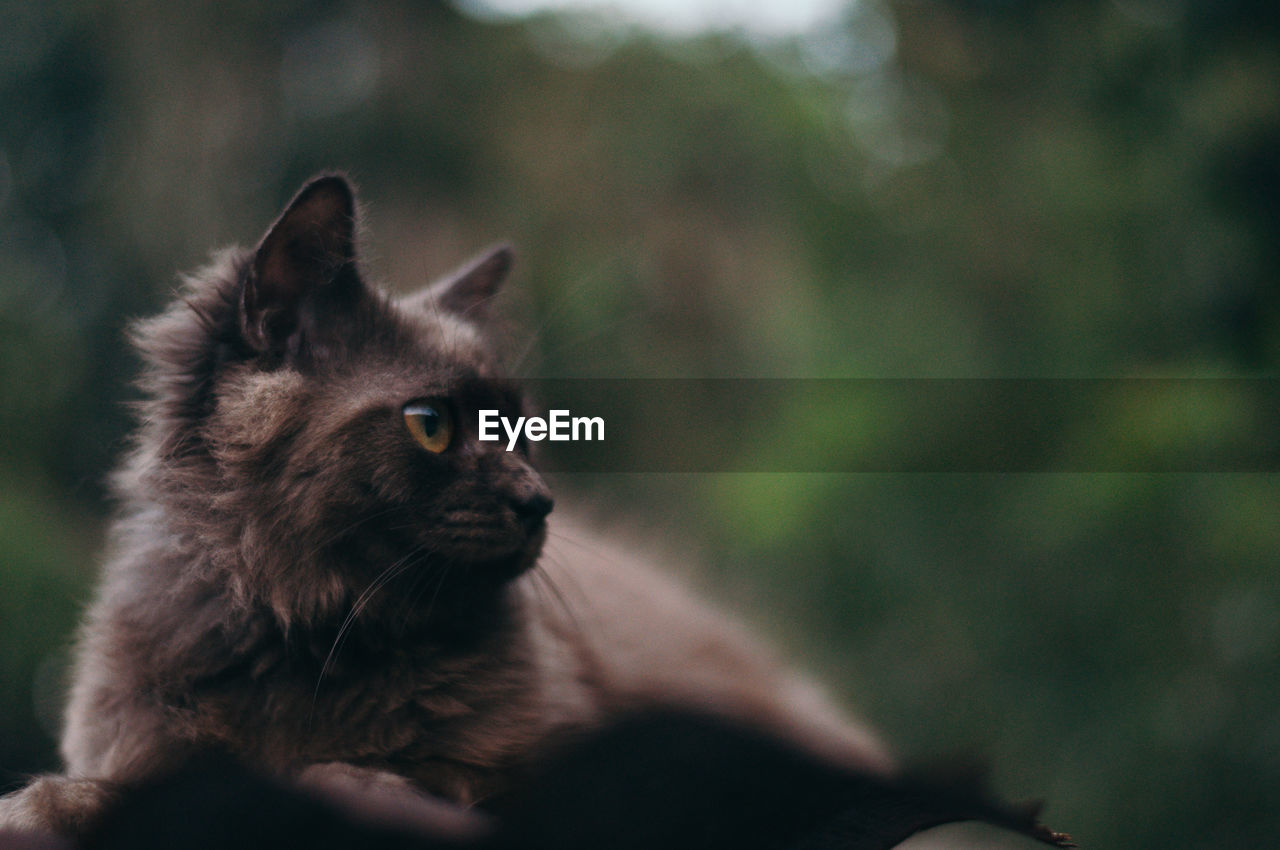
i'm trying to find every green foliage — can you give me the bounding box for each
[1,0,1276,846]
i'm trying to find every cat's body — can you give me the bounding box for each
[0,176,888,838]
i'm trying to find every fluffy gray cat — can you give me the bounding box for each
[0,176,889,838]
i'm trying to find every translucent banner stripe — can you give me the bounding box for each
[466,379,1280,472]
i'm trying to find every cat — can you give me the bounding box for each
[0,174,890,839]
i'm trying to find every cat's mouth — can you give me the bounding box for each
[432,519,547,583]
[480,525,546,582]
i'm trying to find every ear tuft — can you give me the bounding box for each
[427,243,515,319]
[241,174,358,352]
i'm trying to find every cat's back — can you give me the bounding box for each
[525,514,894,774]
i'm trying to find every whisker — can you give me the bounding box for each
[310,542,431,713]
[536,533,605,616]
[394,544,446,632]
[528,560,588,643]
[527,304,659,372]
[509,250,638,374]
[417,562,454,633]
[392,564,431,631]
[544,529,627,568]
[301,503,420,563]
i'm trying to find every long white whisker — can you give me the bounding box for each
[393,542,447,631]
[417,561,454,633]
[311,542,431,711]
[533,534,604,631]
[529,559,588,643]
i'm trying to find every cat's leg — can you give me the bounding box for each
[0,774,118,838]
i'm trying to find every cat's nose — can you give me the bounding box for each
[512,491,554,529]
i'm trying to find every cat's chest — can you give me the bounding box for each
[214,632,548,778]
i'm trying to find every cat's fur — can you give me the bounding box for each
[0,175,890,838]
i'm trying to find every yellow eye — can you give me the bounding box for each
[403,400,453,453]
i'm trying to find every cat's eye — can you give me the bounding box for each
[403,400,454,453]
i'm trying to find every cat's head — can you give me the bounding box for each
[130,174,552,629]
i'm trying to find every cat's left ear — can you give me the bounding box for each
[241,174,359,353]
[419,243,514,320]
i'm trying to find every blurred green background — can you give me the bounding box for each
[1,0,1277,846]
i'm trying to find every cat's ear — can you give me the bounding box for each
[420,243,514,319]
[241,175,359,352]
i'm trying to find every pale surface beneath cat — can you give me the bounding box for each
[900,822,1057,848]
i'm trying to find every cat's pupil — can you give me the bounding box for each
[404,401,453,453]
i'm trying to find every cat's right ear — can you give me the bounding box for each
[241,175,358,353]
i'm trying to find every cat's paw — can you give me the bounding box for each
[294,762,489,840]
[0,775,113,839]
[296,761,419,797]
